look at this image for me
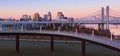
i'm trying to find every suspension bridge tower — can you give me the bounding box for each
[98,7,105,31]
[98,6,110,31]
[106,6,110,31]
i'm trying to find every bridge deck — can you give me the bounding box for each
[0,30,120,52]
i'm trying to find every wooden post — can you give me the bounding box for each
[16,35,20,53]
[50,36,54,52]
[82,40,86,56]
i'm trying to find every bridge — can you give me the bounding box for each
[0,6,120,56]
[0,30,120,56]
[0,6,120,31]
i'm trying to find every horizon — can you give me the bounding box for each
[0,0,120,19]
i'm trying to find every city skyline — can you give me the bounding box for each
[0,0,120,19]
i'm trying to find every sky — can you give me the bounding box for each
[0,0,120,19]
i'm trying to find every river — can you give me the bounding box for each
[84,24,120,35]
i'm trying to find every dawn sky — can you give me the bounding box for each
[0,0,120,19]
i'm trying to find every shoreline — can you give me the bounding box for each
[0,38,81,43]
[114,35,120,39]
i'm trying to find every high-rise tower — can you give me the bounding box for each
[101,7,105,30]
[43,14,48,21]
[57,12,64,19]
[22,15,28,19]
[106,6,109,30]
[47,11,52,21]
[33,13,40,21]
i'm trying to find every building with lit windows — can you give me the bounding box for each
[26,16,32,21]
[57,12,64,19]
[47,11,52,21]
[43,14,48,21]
[33,13,40,21]
[22,15,28,19]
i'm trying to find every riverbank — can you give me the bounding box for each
[115,35,120,39]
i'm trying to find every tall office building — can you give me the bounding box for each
[20,15,28,21]
[29,16,32,19]
[43,14,48,21]
[26,15,32,21]
[47,11,52,21]
[33,13,40,21]
[57,12,64,19]
[22,15,28,19]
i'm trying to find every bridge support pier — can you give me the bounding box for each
[98,23,104,31]
[50,36,54,52]
[81,40,86,56]
[101,23,104,31]
[16,35,20,54]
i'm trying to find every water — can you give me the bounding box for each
[0,40,120,56]
[84,24,120,35]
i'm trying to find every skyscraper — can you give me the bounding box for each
[26,15,32,21]
[43,14,48,21]
[22,15,28,19]
[20,15,28,21]
[57,12,64,19]
[47,11,52,21]
[33,13,40,21]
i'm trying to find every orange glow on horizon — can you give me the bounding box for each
[0,7,120,20]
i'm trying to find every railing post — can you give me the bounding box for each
[75,28,78,35]
[62,22,64,26]
[69,23,71,26]
[92,30,94,36]
[72,23,75,27]
[40,26,42,32]
[110,33,113,41]
[0,24,2,31]
[49,23,50,26]
[21,25,23,31]
[58,27,60,32]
